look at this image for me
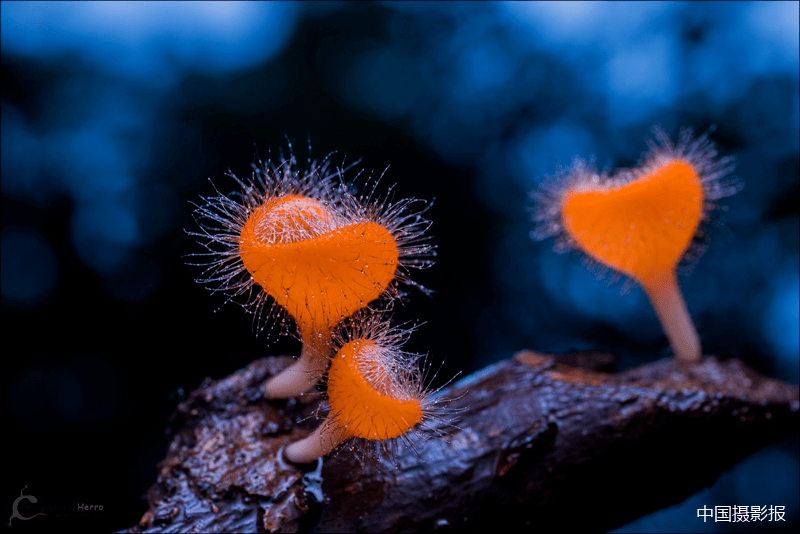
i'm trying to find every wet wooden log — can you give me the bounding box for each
[126,352,799,533]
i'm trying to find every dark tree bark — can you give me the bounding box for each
[126,352,799,533]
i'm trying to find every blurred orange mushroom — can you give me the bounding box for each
[531,126,740,362]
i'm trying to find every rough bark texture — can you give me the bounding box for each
[126,352,799,533]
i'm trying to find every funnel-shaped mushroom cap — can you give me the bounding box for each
[561,160,703,285]
[239,195,400,332]
[328,339,423,441]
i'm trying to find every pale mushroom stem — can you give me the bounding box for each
[264,327,332,399]
[642,272,702,363]
[285,420,343,464]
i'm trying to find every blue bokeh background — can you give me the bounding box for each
[2,2,797,532]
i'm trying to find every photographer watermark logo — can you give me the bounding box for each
[7,485,104,526]
[7,485,46,527]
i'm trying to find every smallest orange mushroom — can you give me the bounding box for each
[531,126,740,362]
[284,319,430,464]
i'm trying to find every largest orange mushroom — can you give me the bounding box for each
[531,126,740,362]
[190,151,434,397]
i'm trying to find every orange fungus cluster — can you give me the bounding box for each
[190,149,436,461]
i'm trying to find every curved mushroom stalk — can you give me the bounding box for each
[285,422,342,464]
[285,324,428,464]
[264,328,332,399]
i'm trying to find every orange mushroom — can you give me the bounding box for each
[190,151,434,398]
[531,126,740,362]
[284,315,435,464]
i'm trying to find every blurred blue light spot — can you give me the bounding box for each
[793,90,800,138]
[55,128,135,200]
[1,227,59,308]
[512,122,597,189]
[71,200,139,274]
[741,1,800,75]
[605,36,679,126]
[0,104,50,204]
[566,264,648,326]
[502,2,676,53]
[539,252,655,338]
[450,40,515,106]
[74,200,139,245]
[679,269,720,318]
[682,45,747,117]
[1,1,298,83]
[502,2,609,48]
[762,264,799,381]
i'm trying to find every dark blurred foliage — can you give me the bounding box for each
[1,2,797,532]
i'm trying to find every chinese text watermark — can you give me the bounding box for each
[697,505,786,523]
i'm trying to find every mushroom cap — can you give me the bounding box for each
[239,195,400,331]
[327,338,423,441]
[561,159,703,285]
